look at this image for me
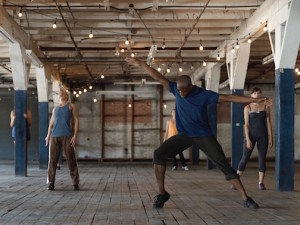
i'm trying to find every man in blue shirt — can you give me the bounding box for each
[125,58,272,209]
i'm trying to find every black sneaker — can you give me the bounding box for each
[153,191,170,208]
[48,184,54,191]
[244,197,259,209]
[73,185,79,191]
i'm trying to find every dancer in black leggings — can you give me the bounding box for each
[237,87,273,190]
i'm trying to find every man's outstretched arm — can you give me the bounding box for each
[218,94,272,106]
[125,57,170,90]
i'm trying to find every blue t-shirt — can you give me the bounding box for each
[169,81,219,137]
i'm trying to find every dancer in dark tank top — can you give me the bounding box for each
[237,87,273,190]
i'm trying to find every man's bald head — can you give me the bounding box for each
[177,75,193,98]
[177,75,192,88]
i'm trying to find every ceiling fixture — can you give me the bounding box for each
[157,64,161,72]
[52,19,57,29]
[199,40,203,51]
[236,39,240,49]
[89,30,93,38]
[217,52,220,61]
[179,66,183,72]
[18,7,23,17]
[231,44,235,53]
[263,21,268,32]
[125,35,129,45]
[162,38,166,49]
[248,33,252,44]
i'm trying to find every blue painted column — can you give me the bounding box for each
[39,102,49,169]
[231,89,244,171]
[207,103,217,169]
[14,90,27,176]
[275,68,294,191]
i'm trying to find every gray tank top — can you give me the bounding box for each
[52,103,72,137]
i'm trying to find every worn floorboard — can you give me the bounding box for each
[0,161,299,225]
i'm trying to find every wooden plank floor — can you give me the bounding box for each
[0,161,300,225]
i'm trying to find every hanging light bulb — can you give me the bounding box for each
[231,44,235,53]
[298,71,300,76]
[203,61,206,66]
[217,53,220,61]
[76,94,79,98]
[84,89,87,93]
[115,49,120,56]
[89,30,93,38]
[157,65,161,72]
[295,68,299,73]
[73,91,77,95]
[89,85,93,90]
[263,22,268,32]
[79,90,82,95]
[18,7,23,17]
[167,68,170,73]
[163,104,167,108]
[199,40,203,51]
[179,66,183,72]
[93,98,97,103]
[125,35,129,45]
[121,48,125,53]
[101,74,105,79]
[162,38,166,49]
[131,52,135,57]
[128,103,132,108]
[52,19,57,29]
[236,39,240,49]
[248,33,252,44]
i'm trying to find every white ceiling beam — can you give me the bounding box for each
[210,0,291,58]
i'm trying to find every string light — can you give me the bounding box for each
[115,49,120,56]
[157,65,161,72]
[79,90,82,95]
[73,91,77,95]
[84,89,87,93]
[52,19,57,29]
[179,66,183,72]
[231,44,235,53]
[203,61,207,66]
[89,30,93,38]
[125,35,129,45]
[131,52,135,57]
[76,94,79,97]
[18,7,23,17]
[93,98,97,103]
[121,48,125,53]
[236,39,240,49]
[89,85,93,90]
[162,38,166,49]
[295,68,299,73]
[248,33,252,44]
[263,22,268,32]
[163,104,167,108]
[101,74,105,79]
[167,68,170,73]
[217,51,220,61]
[199,40,204,51]
[128,103,132,108]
